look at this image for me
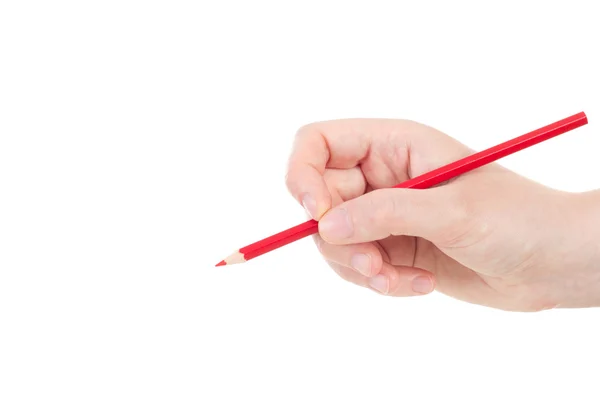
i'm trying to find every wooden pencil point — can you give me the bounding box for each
[215,251,246,267]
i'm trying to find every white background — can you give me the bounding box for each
[1,1,600,399]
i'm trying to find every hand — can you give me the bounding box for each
[285,118,600,311]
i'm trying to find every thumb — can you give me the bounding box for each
[318,186,467,245]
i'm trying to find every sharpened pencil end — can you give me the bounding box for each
[216,251,246,266]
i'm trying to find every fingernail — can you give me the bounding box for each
[350,253,371,276]
[368,274,388,294]
[319,208,353,240]
[302,193,318,220]
[411,276,433,294]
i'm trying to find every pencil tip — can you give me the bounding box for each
[215,251,246,266]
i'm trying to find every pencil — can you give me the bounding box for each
[216,111,588,267]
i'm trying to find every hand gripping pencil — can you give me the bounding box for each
[216,112,588,266]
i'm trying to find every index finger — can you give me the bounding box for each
[284,119,381,220]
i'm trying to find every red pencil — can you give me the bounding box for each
[216,112,588,266]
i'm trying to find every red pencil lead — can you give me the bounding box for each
[215,260,226,267]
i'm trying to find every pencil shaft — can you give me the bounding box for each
[397,112,588,189]
[243,221,318,261]
[230,112,588,263]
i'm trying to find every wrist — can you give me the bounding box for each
[551,189,600,308]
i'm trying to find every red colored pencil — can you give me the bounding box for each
[216,112,588,266]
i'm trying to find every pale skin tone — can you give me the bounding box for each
[285,119,600,312]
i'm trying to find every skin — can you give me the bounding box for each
[284,118,600,312]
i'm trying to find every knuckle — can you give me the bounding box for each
[366,195,382,226]
[386,274,401,295]
[294,122,317,139]
[283,169,302,200]
[359,196,383,237]
[284,169,295,191]
[379,192,405,235]
[369,252,384,275]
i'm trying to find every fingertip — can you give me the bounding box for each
[369,264,400,295]
[301,193,319,220]
[411,275,435,295]
[318,207,354,243]
[286,167,331,221]
[367,274,389,294]
[370,265,435,296]
[314,193,332,220]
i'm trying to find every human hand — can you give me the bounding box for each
[285,118,600,311]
